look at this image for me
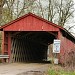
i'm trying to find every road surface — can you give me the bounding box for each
[0,63,50,75]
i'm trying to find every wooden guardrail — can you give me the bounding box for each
[0,55,9,59]
[0,55,9,62]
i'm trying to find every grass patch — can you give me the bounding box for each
[47,65,75,75]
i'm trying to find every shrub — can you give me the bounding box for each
[60,48,75,71]
[48,67,75,75]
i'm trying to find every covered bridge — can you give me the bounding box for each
[0,13,75,63]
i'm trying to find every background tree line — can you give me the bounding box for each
[0,0,75,28]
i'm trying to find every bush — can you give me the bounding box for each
[48,67,75,75]
[60,48,75,71]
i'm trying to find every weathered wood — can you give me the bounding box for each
[0,55,9,58]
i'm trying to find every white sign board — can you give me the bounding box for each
[53,40,61,53]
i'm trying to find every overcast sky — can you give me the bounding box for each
[73,0,75,20]
[66,0,75,35]
[73,0,75,35]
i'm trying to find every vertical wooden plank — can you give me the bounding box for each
[57,31,62,61]
[1,31,5,62]
[57,31,61,39]
[8,32,11,62]
[2,31,4,55]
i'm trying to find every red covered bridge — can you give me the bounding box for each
[0,13,75,63]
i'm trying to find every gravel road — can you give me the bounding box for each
[0,63,50,75]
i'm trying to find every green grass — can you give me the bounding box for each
[48,65,75,75]
[48,69,75,75]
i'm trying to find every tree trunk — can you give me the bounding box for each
[0,0,6,25]
[0,0,3,25]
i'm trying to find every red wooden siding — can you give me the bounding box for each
[59,31,75,63]
[8,33,11,61]
[3,16,59,31]
[2,32,4,55]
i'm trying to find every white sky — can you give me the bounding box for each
[72,0,75,35]
[73,0,75,20]
[65,0,75,36]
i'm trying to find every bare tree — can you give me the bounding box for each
[48,0,56,22]
[36,0,44,18]
[0,0,6,25]
[1,0,15,25]
[1,0,36,25]
[1,0,75,28]
[56,0,75,26]
[35,0,75,27]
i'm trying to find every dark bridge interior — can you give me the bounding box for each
[11,31,56,62]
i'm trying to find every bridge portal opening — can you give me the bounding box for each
[11,31,56,63]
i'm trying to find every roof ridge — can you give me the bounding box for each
[0,12,75,40]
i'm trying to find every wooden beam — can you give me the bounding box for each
[2,31,4,55]
[47,31,57,38]
[11,32,21,37]
[1,31,5,62]
[28,37,48,46]
[17,32,33,39]
[8,33,11,62]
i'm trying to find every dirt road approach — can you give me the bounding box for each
[0,63,49,75]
